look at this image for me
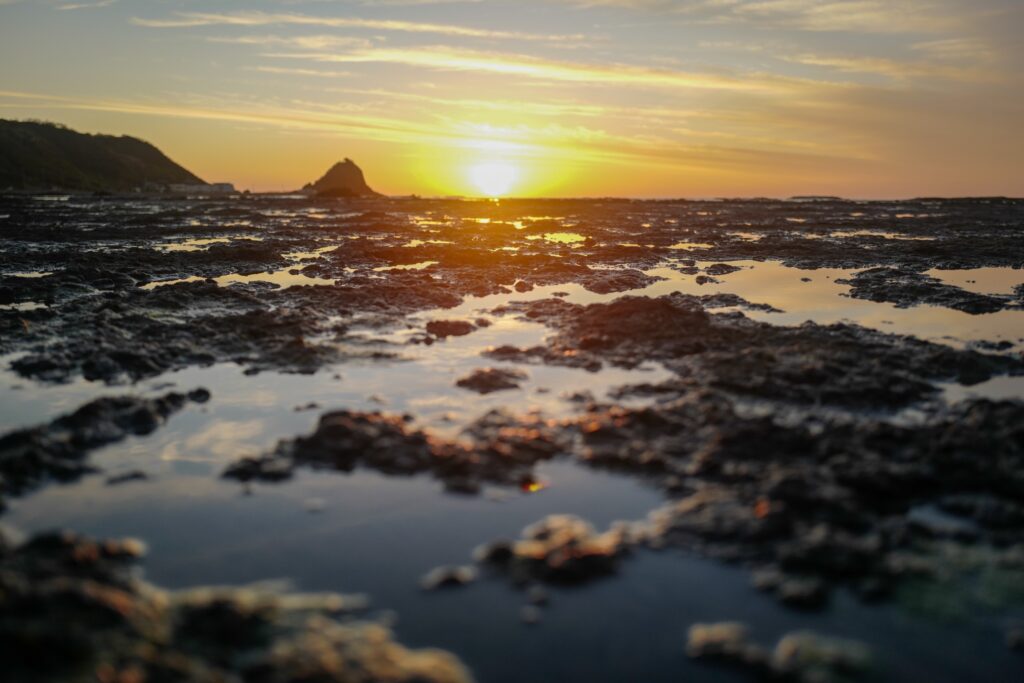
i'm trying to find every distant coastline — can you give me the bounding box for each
[1,120,1020,203]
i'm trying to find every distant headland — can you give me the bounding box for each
[0,120,214,193]
[0,119,378,198]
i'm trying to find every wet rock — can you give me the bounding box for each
[224,408,566,492]
[526,584,550,605]
[837,267,1015,314]
[497,293,710,370]
[938,494,1024,530]
[455,367,528,394]
[686,622,770,672]
[420,565,478,590]
[695,275,720,285]
[8,301,348,383]
[224,411,434,483]
[566,394,1024,600]
[304,497,327,513]
[579,268,663,294]
[520,605,543,625]
[772,631,872,681]
[698,292,782,313]
[973,340,1014,352]
[498,293,1019,408]
[474,515,630,585]
[1007,627,1024,651]
[105,470,148,485]
[776,577,829,609]
[472,539,516,565]
[705,263,742,276]
[0,529,472,683]
[687,623,871,682]
[187,387,211,403]
[0,391,203,498]
[426,319,476,338]
[750,568,827,608]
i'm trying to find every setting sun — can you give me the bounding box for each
[468,161,517,197]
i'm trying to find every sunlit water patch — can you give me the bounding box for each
[668,241,714,250]
[637,261,1024,353]
[531,232,586,245]
[156,236,264,252]
[374,261,439,272]
[284,245,339,261]
[0,302,48,312]
[142,267,336,289]
[926,267,1024,296]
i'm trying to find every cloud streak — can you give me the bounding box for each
[559,0,970,33]
[266,46,819,93]
[132,11,589,43]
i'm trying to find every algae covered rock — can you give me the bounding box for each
[0,529,474,683]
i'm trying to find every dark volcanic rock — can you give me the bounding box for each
[426,319,476,338]
[4,280,438,383]
[0,390,206,500]
[456,367,527,394]
[224,409,566,493]
[837,267,1016,314]
[698,293,782,313]
[493,293,1020,408]
[705,263,742,276]
[420,565,478,591]
[579,268,663,294]
[505,293,710,366]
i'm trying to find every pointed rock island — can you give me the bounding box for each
[303,158,381,198]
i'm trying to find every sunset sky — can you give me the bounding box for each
[1,0,1022,197]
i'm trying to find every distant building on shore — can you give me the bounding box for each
[166,182,236,195]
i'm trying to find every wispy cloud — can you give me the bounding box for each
[0,87,863,173]
[57,0,116,9]
[250,65,355,79]
[209,34,374,51]
[560,0,970,33]
[779,53,992,82]
[132,11,589,43]
[266,45,816,93]
[0,88,444,144]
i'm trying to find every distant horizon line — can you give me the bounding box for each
[5,188,1022,203]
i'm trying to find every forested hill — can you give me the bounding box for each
[0,120,204,192]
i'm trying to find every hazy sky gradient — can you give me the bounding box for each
[1,0,1022,196]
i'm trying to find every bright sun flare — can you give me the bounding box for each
[468,161,517,197]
